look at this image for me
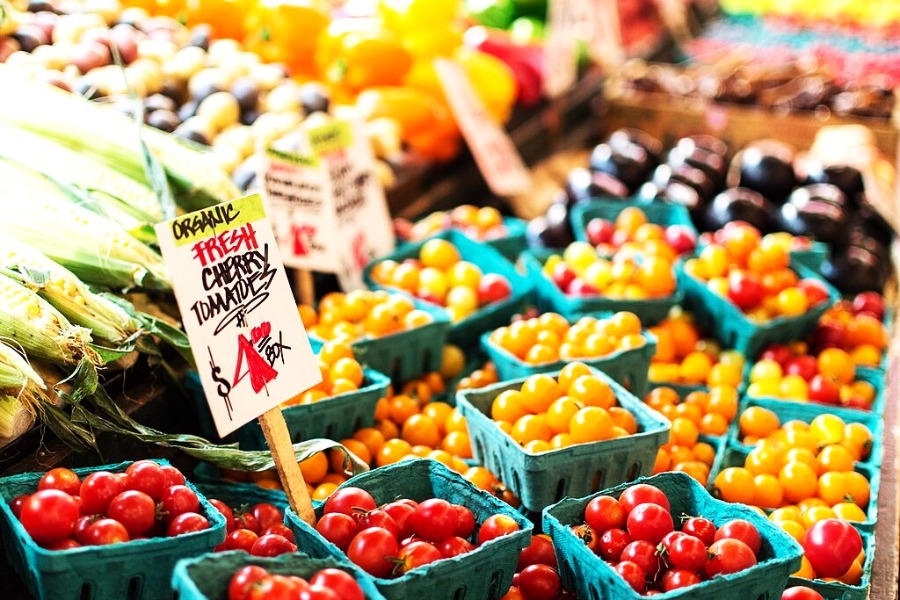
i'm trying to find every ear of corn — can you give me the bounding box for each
[0,395,34,442]
[0,273,100,367]
[0,340,45,395]
[0,67,241,212]
[0,122,162,228]
[0,159,172,291]
[0,233,141,346]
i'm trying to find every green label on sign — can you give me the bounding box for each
[308,121,352,155]
[170,194,266,247]
[266,147,319,167]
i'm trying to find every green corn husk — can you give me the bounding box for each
[0,272,100,367]
[0,394,34,441]
[0,233,142,346]
[0,122,162,230]
[0,159,172,291]
[0,340,45,396]
[0,67,240,212]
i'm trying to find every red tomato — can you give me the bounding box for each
[124,461,166,501]
[454,505,476,538]
[802,519,862,578]
[396,541,442,575]
[347,527,399,578]
[250,533,296,557]
[44,538,81,551]
[477,274,512,305]
[20,489,80,545]
[705,538,757,577]
[316,512,359,552]
[660,568,702,591]
[598,528,632,562]
[714,519,761,555]
[682,517,716,547]
[619,484,670,513]
[208,499,235,531]
[620,540,663,580]
[38,468,81,496]
[159,485,200,523]
[357,508,399,539]
[309,568,365,600]
[667,533,707,572]
[83,518,130,546]
[808,375,841,404]
[10,494,28,519]
[249,575,302,600]
[614,561,645,593]
[167,512,210,536]
[728,271,763,310]
[410,499,458,543]
[250,503,283,531]
[73,515,99,544]
[229,565,268,600]
[781,586,826,600]
[233,511,260,534]
[382,501,416,539]
[438,536,475,559]
[798,279,830,307]
[263,523,295,542]
[517,564,561,600]
[220,528,260,552]
[301,586,340,600]
[107,490,155,537]
[160,465,186,488]
[477,514,520,545]
[585,495,626,533]
[323,487,376,517]
[517,534,557,570]
[626,503,674,545]
[79,472,125,515]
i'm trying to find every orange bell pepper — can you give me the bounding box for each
[184,0,252,41]
[247,0,330,75]
[356,87,460,162]
[316,19,413,94]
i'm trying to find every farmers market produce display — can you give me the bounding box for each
[0,0,897,598]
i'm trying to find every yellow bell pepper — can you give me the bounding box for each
[247,0,330,75]
[456,48,518,124]
[316,19,414,94]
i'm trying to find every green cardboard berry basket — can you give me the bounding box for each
[790,241,830,274]
[678,261,840,358]
[455,366,671,514]
[542,471,804,600]
[193,479,290,513]
[237,365,390,449]
[480,328,657,398]
[785,528,876,600]
[0,460,227,600]
[741,364,886,418]
[728,397,885,468]
[284,458,533,600]
[569,197,698,242]
[363,230,533,350]
[521,249,684,327]
[709,442,880,532]
[172,550,386,600]
[309,297,451,384]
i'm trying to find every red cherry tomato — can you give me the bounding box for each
[381,501,416,540]
[781,586,825,600]
[316,512,359,552]
[571,524,600,554]
[438,536,475,559]
[620,540,663,580]
[346,527,399,578]
[454,505,476,538]
[714,519,761,555]
[323,487,376,517]
[626,503,674,545]
[20,489,81,545]
[250,503,283,531]
[661,568,702,591]
[208,499,235,531]
[228,565,267,600]
[598,528,632,562]
[220,529,260,552]
[159,485,200,523]
[477,514,520,545]
[396,540,443,575]
[614,561,645,593]
[73,515,99,544]
[308,568,365,600]
[167,512,210,537]
[357,508,399,539]
[410,499,458,543]
[802,519,862,579]
[517,534,557,570]
[107,490,156,537]
[619,484,670,513]
[124,461,166,501]
[517,564,561,600]
[667,532,707,572]
[10,494,28,519]
[159,465,186,488]
[38,468,81,496]
[705,538,757,577]
[79,472,125,515]
[250,533,296,557]
[233,511,260,534]
[83,518,130,546]
[585,495,626,533]
[682,517,716,547]
[263,523,295,542]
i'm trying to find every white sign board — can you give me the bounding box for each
[155,194,322,437]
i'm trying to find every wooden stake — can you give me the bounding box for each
[295,269,316,307]
[258,407,316,525]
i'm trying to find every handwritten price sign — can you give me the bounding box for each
[434,58,531,197]
[155,194,321,437]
